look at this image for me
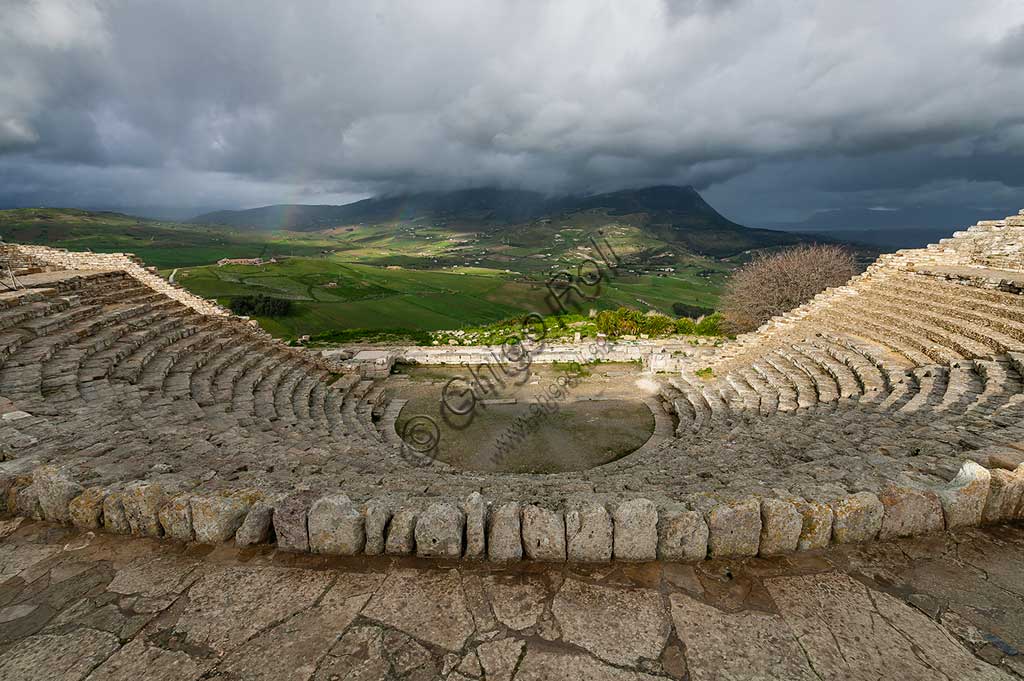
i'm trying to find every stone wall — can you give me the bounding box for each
[6,456,1019,562]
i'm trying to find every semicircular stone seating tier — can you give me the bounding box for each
[1,214,1024,564]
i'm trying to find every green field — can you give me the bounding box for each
[3,207,738,340]
[169,256,726,338]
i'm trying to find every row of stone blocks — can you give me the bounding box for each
[4,459,1024,562]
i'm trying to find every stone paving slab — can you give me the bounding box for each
[0,521,1023,680]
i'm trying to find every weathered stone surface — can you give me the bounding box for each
[213,575,380,681]
[191,495,249,544]
[415,502,464,558]
[476,638,525,681]
[793,498,833,551]
[671,591,818,681]
[31,466,82,523]
[362,500,391,555]
[552,578,669,666]
[307,494,364,555]
[273,491,316,552]
[566,501,613,562]
[488,501,523,562]
[707,497,761,558]
[982,465,1024,523]
[68,486,106,530]
[878,484,944,539]
[121,482,168,537]
[657,507,708,561]
[102,492,131,534]
[86,637,210,681]
[521,505,566,561]
[515,648,661,681]
[385,507,418,555]
[830,492,883,544]
[938,461,991,529]
[484,575,548,630]
[612,498,658,561]
[158,495,195,542]
[234,501,273,547]
[462,492,487,559]
[173,566,334,654]
[759,498,801,556]
[363,568,475,651]
[767,571,1009,681]
[0,628,121,681]
[12,480,41,519]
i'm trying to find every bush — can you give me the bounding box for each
[228,294,293,317]
[721,244,856,333]
[672,302,715,318]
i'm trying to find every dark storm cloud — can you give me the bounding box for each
[2,0,1024,221]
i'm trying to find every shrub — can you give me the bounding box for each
[674,317,697,335]
[672,302,715,318]
[721,244,856,333]
[229,294,293,317]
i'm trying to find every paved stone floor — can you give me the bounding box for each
[1,518,1023,680]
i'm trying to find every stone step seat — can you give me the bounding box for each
[934,361,984,413]
[39,303,172,395]
[836,294,1002,360]
[161,333,240,399]
[342,380,375,436]
[734,367,778,416]
[211,344,271,403]
[812,339,889,403]
[232,353,288,416]
[750,359,799,412]
[775,347,842,404]
[0,296,74,333]
[791,342,862,400]
[129,322,222,388]
[763,352,818,409]
[270,362,309,422]
[825,301,975,364]
[659,380,697,433]
[670,377,711,431]
[897,366,949,414]
[378,398,407,446]
[78,314,184,385]
[815,307,950,366]
[188,340,261,405]
[889,272,1024,322]
[0,286,61,310]
[859,288,1022,357]
[967,357,1024,414]
[723,372,761,415]
[292,372,320,421]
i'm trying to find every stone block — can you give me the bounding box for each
[308,494,365,555]
[273,491,317,552]
[363,500,391,555]
[830,492,883,544]
[462,492,487,559]
[521,505,566,561]
[415,502,464,558]
[487,502,523,562]
[878,485,944,539]
[657,507,708,561]
[385,507,417,555]
[121,482,168,537]
[707,498,761,558]
[613,499,658,561]
[12,479,41,520]
[937,461,990,529]
[792,499,832,551]
[191,495,250,544]
[982,465,1024,523]
[235,501,273,546]
[759,498,801,556]
[102,492,130,534]
[158,495,195,542]
[566,501,613,562]
[30,466,82,524]
[68,487,107,530]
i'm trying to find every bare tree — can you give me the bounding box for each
[721,244,856,333]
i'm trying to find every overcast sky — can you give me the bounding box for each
[2,0,1024,224]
